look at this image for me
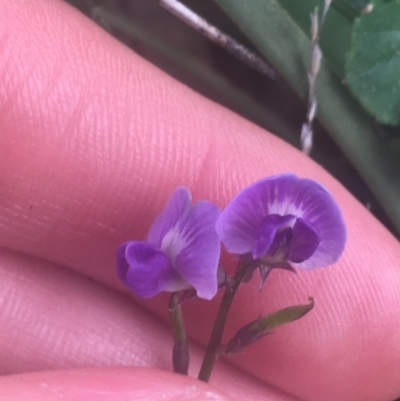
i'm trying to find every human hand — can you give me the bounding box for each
[0,1,400,400]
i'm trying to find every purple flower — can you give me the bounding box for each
[216,173,346,271]
[116,187,221,300]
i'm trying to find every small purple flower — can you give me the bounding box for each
[116,187,221,300]
[216,173,346,271]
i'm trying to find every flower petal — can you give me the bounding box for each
[267,227,292,258]
[167,200,221,300]
[216,174,298,255]
[217,173,346,269]
[288,217,321,263]
[117,241,187,298]
[285,179,346,269]
[147,187,191,248]
[252,214,295,259]
[116,241,130,283]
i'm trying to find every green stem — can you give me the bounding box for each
[198,260,249,382]
[169,292,189,375]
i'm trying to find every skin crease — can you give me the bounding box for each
[0,248,299,401]
[0,0,399,400]
[0,367,236,401]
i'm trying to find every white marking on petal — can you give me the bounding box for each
[161,227,188,265]
[266,197,304,218]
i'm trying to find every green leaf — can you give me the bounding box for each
[277,0,353,78]
[213,0,400,234]
[346,0,400,125]
[342,0,372,11]
[225,298,314,354]
[257,297,315,331]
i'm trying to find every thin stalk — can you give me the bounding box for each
[169,292,189,375]
[158,0,276,78]
[301,0,331,154]
[198,259,248,382]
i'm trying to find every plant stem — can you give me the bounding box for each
[198,259,248,382]
[169,292,189,375]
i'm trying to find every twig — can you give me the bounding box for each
[301,0,332,155]
[158,0,276,79]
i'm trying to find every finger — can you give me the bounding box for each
[0,1,400,401]
[0,367,236,401]
[0,248,299,401]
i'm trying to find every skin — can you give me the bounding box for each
[0,1,400,400]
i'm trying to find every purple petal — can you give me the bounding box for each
[217,173,346,269]
[163,200,221,300]
[116,241,130,283]
[288,218,321,263]
[147,187,191,248]
[117,241,187,298]
[252,214,295,259]
[216,174,298,255]
[284,179,346,269]
[267,227,292,258]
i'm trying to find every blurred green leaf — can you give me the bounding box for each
[213,0,400,234]
[278,0,353,78]
[339,0,372,11]
[346,0,400,125]
[349,0,371,8]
